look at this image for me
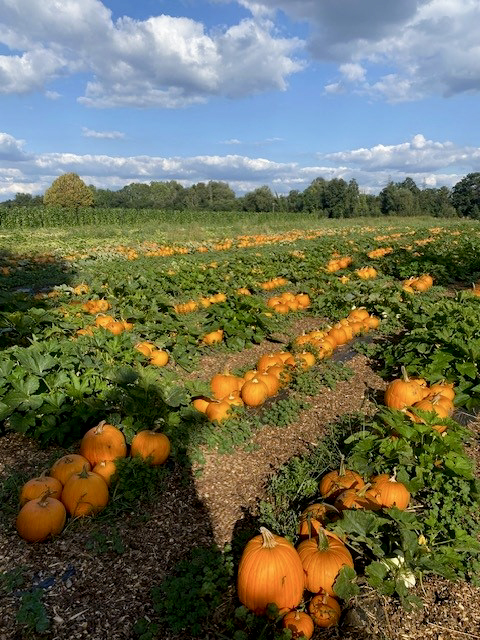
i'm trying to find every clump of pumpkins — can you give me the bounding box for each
[384,367,455,432]
[325,256,352,272]
[368,247,393,258]
[193,308,380,423]
[402,274,434,293]
[266,292,311,314]
[15,421,170,543]
[237,460,410,638]
[355,266,377,280]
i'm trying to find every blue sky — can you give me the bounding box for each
[1,0,480,200]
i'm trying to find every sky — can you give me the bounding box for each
[1,0,480,201]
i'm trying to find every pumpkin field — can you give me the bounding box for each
[1,213,480,640]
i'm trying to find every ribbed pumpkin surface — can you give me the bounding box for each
[237,527,304,615]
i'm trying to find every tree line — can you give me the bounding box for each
[1,171,480,218]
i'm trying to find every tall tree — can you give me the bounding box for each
[44,173,94,208]
[451,173,480,218]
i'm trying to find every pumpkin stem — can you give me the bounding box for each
[390,468,398,482]
[259,527,277,549]
[338,454,346,477]
[356,482,372,497]
[400,366,410,382]
[38,489,54,506]
[317,528,330,552]
[78,465,90,479]
[95,419,106,434]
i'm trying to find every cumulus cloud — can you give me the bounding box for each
[0,0,304,106]
[238,0,480,101]
[1,131,478,200]
[323,133,480,173]
[82,127,125,140]
[0,132,29,161]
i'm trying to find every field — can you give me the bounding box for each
[1,214,480,640]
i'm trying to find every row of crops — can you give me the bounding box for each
[1,217,480,638]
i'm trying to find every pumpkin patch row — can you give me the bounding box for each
[15,421,170,542]
[193,308,381,424]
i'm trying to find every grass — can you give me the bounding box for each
[1,214,475,255]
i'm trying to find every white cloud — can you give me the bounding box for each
[323,134,477,173]
[238,0,480,101]
[221,139,242,144]
[0,132,29,160]
[82,127,125,140]
[0,131,478,201]
[0,0,304,106]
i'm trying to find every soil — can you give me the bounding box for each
[1,343,480,640]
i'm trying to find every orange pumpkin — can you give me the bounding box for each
[61,467,109,517]
[298,503,333,540]
[50,454,91,486]
[384,367,427,410]
[130,431,171,465]
[308,591,341,628]
[149,350,169,367]
[241,378,269,407]
[211,372,242,400]
[237,527,304,615]
[371,472,410,510]
[92,460,117,486]
[16,494,66,542]
[319,458,365,500]
[19,472,63,506]
[282,611,314,639]
[297,529,354,595]
[80,420,127,466]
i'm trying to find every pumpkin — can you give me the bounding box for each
[319,458,364,500]
[295,293,311,309]
[192,396,211,413]
[282,611,314,639]
[237,527,304,615]
[19,472,63,506]
[80,420,127,466]
[334,484,381,512]
[384,367,427,410]
[296,351,316,370]
[241,378,269,407]
[328,327,348,346]
[428,381,455,401]
[92,460,117,486]
[297,529,354,595]
[255,371,281,397]
[412,393,452,418]
[348,308,369,322]
[149,349,169,367]
[267,364,292,388]
[257,354,284,371]
[61,467,109,517]
[202,329,224,345]
[95,314,115,328]
[308,592,341,628]
[135,341,155,357]
[211,372,242,400]
[371,472,410,509]
[16,494,66,542]
[224,393,244,408]
[50,454,91,486]
[298,503,334,540]
[205,400,232,423]
[130,431,171,465]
